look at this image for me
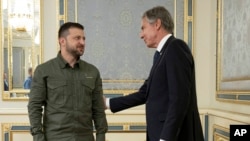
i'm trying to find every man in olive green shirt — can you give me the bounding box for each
[28,22,108,141]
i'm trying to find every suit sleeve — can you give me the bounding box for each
[161,39,194,140]
[110,79,148,113]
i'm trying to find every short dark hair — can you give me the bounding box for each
[142,6,174,34]
[58,22,84,38]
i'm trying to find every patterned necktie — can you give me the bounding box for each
[153,51,160,65]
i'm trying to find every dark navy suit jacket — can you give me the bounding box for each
[110,36,204,141]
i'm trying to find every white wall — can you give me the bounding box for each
[42,0,58,62]
[194,0,217,109]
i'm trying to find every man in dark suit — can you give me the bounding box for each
[105,6,204,141]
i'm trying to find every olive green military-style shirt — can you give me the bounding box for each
[28,52,108,141]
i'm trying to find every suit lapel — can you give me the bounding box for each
[146,36,176,94]
[149,36,175,76]
[159,36,175,58]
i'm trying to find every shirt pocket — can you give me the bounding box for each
[47,80,67,105]
[80,80,95,105]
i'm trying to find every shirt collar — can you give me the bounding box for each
[156,34,172,52]
[57,51,80,69]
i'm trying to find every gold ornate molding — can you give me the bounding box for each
[1,0,44,101]
[2,123,30,141]
[184,0,195,55]
[216,0,250,104]
[213,125,229,141]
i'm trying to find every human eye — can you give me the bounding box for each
[74,36,80,40]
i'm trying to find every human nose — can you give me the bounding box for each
[140,31,144,39]
[80,38,85,45]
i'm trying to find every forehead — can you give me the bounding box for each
[141,17,151,26]
[141,17,147,24]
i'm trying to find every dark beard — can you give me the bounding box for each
[66,45,83,59]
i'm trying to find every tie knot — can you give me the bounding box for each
[153,51,160,65]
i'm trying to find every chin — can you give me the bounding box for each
[79,50,84,54]
[147,45,154,48]
[76,52,83,57]
[79,53,84,56]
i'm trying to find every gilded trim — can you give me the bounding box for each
[184,0,195,56]
[184,0,188,43]
[1,0,44,101]
[2,123,30,141]
[216,0,250,104]
[0,0,2,96]
[213,125,229,141]
[2,122,146,141]
[216,0,223,94]
[102,79,144,83]
[104,89,137,96]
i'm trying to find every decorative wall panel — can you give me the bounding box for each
[213,125,229,141]
[1,122,146,141]
[2,123,31,141]
[62,0,186,90]
[216,0,250,104]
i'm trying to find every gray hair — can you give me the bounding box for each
[142,6,174,34]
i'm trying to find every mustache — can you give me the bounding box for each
[77,44,84,48]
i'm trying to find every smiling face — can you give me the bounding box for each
[139,17,158,48]
[60,27,86,58]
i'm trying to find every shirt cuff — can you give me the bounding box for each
[106,98,110,109]
[30,126,43,136]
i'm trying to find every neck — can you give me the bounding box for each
[154,30,169,48]
[61,51,77,67]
